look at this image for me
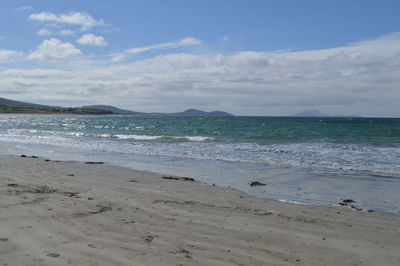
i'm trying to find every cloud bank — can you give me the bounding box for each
[1,32,400,116]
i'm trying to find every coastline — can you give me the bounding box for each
[1,154,400,266]
[1,114,399,213]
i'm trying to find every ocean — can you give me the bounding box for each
[0,114,399,212]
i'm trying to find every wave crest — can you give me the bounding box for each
[68,132,214,142]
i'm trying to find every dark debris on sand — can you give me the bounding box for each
[20,154,39,158]
[46,252,60,257]
[250,181,266,187]
[339,199,363,211]
[162,176,195,182]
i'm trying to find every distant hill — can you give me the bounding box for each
[0,97,233,116]
[0,97,64,112]
[292,109,361,117]
[292,110,325,117]
[82,105,143,114]
[169,109,234,117]
[82,106,233,116]
[0,97,112,114]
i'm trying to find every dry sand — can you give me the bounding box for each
[0,154,399,266]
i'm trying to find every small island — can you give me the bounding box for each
[292,109,361,118]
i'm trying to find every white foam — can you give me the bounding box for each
[64,133,214,142]
[183,136,215,141]
[115,134,163,140]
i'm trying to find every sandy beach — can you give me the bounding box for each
[0,154,399,266]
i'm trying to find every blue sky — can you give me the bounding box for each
[1,0,400,116]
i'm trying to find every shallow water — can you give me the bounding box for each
[0,114,399,212]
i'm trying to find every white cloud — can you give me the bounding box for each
[125,37,203,55]
[109,53,126,63]
[28,39,82,61]
[29,11,105,31]
[59,29,76,36]
[76,34,107,46]
[15,5,33,11]
[220,35,229,42]
[37,28,52,36]
[0,50,21,63]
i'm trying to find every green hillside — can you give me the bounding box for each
[82,105,144,114]
[0,97,112,114]
[0,97,234,116]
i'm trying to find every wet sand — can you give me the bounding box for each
[0,154,399,266]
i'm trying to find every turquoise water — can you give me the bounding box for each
[0,114,399,212]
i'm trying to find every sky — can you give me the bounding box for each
[1,0,400,117]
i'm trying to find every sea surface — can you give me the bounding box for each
[0,114,399,212]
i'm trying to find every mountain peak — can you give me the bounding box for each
[82,105,142,114]
[180,109,233,116]
[292,109,324,117]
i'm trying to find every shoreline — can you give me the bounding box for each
[4,150,397,214]
[1,154,400,265]
[1,114,399,213]
[4,152,388,213]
